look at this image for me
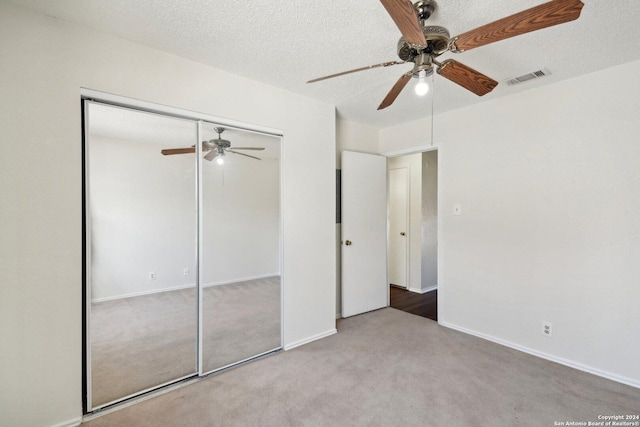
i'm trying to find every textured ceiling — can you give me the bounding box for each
[9,0,640,128]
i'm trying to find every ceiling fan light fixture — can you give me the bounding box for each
[216,152,225,165]
[415,70,429,96]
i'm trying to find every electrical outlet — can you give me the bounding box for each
[183,268,189,276]
[542,321,553,337]
[149,272,156,280]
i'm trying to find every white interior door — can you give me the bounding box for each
[389,167,408,288]
[341,151,388,318]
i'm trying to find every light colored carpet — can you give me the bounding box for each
[90,277,280,407]
[85,308,640,426]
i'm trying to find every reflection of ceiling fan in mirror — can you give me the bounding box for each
[307,0,584,110]
[161,127,265,164]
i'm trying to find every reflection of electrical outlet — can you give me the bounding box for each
[542,321,553,337]
[149,272,156,280]
[183,268,189,276]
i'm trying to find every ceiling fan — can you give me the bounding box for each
[307,0,584,110]
[161,127,265,164]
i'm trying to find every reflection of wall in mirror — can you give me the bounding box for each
[201,152,280,286]
[90,135,280,302]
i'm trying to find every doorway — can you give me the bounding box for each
[387,150,438,320]
[83,99,283,412]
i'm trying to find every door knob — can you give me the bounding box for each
[345,240,352,246]
[400,232,406,236]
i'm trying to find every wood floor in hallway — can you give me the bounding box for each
[389,286,437,321]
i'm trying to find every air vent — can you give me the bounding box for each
[506,68,550,86]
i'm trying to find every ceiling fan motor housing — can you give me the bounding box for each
[216,140,231,149]
[211,127,231,150]
[397,26,450,62]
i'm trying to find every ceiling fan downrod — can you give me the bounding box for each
[414,0,436,25]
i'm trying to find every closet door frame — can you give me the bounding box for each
[81,89,284,415]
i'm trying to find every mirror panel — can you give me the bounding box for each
[200,123,282,373]
[87,102,198,408]
[85,101,283,410]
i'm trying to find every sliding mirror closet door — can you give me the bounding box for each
[86,102,198,409]
[200,123,282,374]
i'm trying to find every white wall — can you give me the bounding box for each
[335,117,379,168]
[380,60,640,387]
[379,119,435,156]
[388,154,422,293]
[335,118,380,317]
[89,135,197,301]
[89,132,280,302]
[0,3,335,426]
[202,155,280,285]
[421,150,438,291]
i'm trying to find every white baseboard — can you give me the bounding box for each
[50,417,82,427]
[92,274,280,303]
[284,328,337,351]
[203,273,279,288]
[408,286,437,294]
[440,321,640,390]
[92,283,195,303]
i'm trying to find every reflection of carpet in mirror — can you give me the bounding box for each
[90,276,281,408]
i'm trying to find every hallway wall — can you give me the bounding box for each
[421,150,438,291]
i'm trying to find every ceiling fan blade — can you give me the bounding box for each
[229,147,266,151]
[378,72,413,110]
[307,61,406,83]
[204,150,219,161]
[452,0,584,52]
[380,0,426,46]
[161,147,195,155]
[437,60,498,96]
[228,150,262,161]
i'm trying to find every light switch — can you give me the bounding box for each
[453,204,462,215]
